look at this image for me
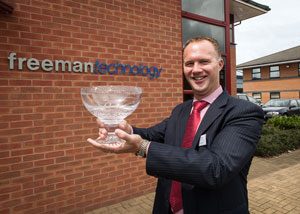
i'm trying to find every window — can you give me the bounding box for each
[230,23,233,44]
[236,76,243,93]
[182,0,224,21]
[290,100,297,107]
[298,63,300,76]
[270,92,280,99]
[252,68,261,80]
[181,0,229,100]
[237,81,243,91]
[182,18,225,53]
[270,66,280,78]
[236,72,243,93]
[252,92,262,101]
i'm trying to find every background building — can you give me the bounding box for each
[0,0,269,213]
[237,46,300,103]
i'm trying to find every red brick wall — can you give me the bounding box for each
[0,0,182,213]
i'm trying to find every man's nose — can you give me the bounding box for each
[192,62,203,72]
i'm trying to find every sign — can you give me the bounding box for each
[7,52,163,79]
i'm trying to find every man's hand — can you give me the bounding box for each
[95,119,133,141]
[118,120,133,134]
[87,129,143,154]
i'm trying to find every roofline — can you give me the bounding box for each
[237,59,300,69]
[235,0,270,13]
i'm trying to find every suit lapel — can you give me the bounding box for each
[192,91,229,148]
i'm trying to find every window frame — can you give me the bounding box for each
[252,68,261,80]
[252,92,262,101]
[270,65,280,79]
[270,91,280,100]
[181,0,231,100]
[182,0,225,21]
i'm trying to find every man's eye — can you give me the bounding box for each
[185,62,193,67]
[200,60,209,64]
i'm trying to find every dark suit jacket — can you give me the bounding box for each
[133,91,264,214]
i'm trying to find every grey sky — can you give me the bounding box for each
[235,0,300,65]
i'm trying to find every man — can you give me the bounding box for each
[88,36,264,213]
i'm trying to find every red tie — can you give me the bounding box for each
[169,101,208,213]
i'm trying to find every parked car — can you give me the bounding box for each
[236,93,261,106]
[262,99,300,119]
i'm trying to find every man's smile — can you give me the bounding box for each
[191,76,206,81]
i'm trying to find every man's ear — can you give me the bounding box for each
[218,58,224,70]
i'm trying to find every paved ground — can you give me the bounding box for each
[87,149,300,214]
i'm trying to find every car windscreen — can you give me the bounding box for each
[248,96,259,103]
[264,100,289,107]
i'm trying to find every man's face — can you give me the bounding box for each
[183,40,224,100]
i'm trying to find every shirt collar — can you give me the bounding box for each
[193,86,223,105]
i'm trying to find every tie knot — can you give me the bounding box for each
[193,101,208,112]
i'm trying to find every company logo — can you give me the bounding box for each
[7,52,163,80]
[94,60,162,79]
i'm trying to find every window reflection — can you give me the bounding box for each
[182,18,225,53]
[270,66,280,78]
[182,0,224,21]
[252,68,261,80]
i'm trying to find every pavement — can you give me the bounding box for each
[87,149,300,214]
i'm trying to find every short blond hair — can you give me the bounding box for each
[183,36,222,59]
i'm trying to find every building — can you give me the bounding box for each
[237,46,300,103]
[0,0,269,213]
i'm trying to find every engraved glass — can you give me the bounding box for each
[81,86,142,145]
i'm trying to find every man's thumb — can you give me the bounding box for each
[115,129,131,141]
